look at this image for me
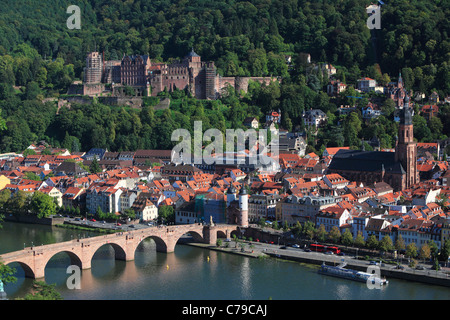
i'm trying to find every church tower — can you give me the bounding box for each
[395,95,419,189]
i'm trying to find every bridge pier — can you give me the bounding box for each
[203,225,217,245]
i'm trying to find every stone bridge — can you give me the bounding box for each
[0,223,239,279]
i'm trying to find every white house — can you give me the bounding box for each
[357,77,377,93]
[131,197,158,222]
[303,109,328,127]
[230,169,246,182]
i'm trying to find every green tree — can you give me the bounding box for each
[0,189,11,213]
[158,205,174,224]
[89,157,101,174]
[0,262,17,289]
[9,190,30,215]
[21,281,63,300]
[122,208,136,220]
[292,221,303,237]
[315,224,327,242]
[354,232,365,248]
[23,81,41,100]
[379,235,394,254]
[427,240,439,259]
[381,98,395,118]
[440,239,450,262]
[29,191,56,218]
[419,244,431,263]
[395,234,406,252]
[328,226,341,244]
[406,243,418,259]
[341,229,354,247]
[366,235,379,251]
[303,221,316,240]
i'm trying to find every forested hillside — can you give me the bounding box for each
[0,0,448,154]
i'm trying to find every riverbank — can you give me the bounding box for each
[186,241,450,288]
[4,214,65,226]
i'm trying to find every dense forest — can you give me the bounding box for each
[0,0,448,154]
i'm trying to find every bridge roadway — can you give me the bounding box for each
[0,223,238,279]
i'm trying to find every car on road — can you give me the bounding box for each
[324,251,334,255]
[90,219,97,222]
[369,261,379,265]
[415,265,425,270]
[280,246,287,249]
[304,248,311,252]
[292,244,300,248]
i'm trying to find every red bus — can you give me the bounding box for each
[309,244,341,254]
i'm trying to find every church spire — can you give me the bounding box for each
[400,94,413,125]
[398,72,403,88]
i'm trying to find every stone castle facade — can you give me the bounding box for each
[82,50,278,99]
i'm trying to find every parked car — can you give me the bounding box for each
[415,265,425,270]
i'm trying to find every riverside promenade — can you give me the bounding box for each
[188,241,450,288]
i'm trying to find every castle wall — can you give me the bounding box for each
[82,83,105,96]
[218,76,235,95]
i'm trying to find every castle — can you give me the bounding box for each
[82,50,278,99]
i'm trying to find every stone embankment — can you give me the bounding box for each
[187,241,450,288]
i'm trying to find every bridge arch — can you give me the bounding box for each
[85,241,129,268]
[176,230,204,244]
[44,250,83,272]
[135,235,168,254]
[5,261,35,279]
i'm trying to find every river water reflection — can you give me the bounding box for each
[1,222,450,300]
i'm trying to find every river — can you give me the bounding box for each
[1,221,449,300]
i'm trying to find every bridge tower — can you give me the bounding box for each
[239,187,249,228]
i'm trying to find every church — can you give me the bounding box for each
[327,96,419,191]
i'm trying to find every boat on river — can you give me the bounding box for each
[318,262,388,285]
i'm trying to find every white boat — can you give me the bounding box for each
[318,262,388,285]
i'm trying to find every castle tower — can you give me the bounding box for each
[238,187,249,228]
[395,95,419,189]
[84,52,103,84]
